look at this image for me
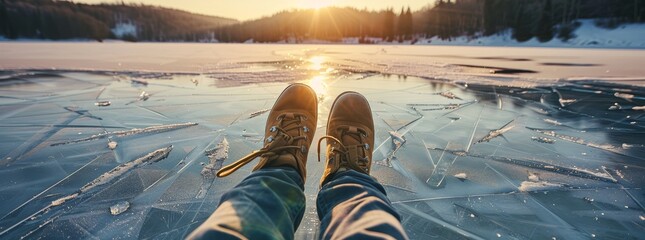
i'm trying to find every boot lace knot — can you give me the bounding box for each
[317,126,371,174]
[217,113,308,177]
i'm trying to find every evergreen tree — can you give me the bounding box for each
[404,7,413,40]
[397,7,405,42]
[435,2,450,39]
[536,0,554,42]
[512,4,533,42]
[33,9,42,38]
[483,0,495,35]
[383,8,395,41]
[0,0,7,37]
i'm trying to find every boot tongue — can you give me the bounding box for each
[341,126,362,148]
[281,114,301,136]
[261,152,297,168]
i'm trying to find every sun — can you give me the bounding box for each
[301,0,333,9]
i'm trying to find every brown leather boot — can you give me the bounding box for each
[217,83,318,181]
[317,91,374,187]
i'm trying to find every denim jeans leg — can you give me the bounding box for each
[187,167,305,240]
[316,170,408,240]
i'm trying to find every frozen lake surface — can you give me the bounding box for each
[0,43,644,239]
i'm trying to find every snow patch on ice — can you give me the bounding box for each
[454,173,467,181]
[439,91,462,100]
[51,122,197,146]
[95,101,111,107]
[139,91,150,101]
[531,136,555,144]
[614,92,635,100]
[476,119,514,143]
[108,140,117,150]
[249,109,270,119]
[519,181,563,192]
[50,193,78,207]
[528,172,540,182]
[559,98,577,107]
[571,166,615,182]
[528,128,621,155]
[197,138,230,199]
[110,201,130,215]
[544,119,563,126]
[201,138,230,179]
[80,146,173,192]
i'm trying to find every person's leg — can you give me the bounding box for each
[188,84,319,239]
[187,167,304,240]
[317,170,408,240]
[316,91,408,239]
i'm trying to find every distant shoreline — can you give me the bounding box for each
[1,40,644,50]
[2,20,644,50]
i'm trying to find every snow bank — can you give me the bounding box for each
[326,20,645,49]
[111,22,138,38]
[415,20,645,49]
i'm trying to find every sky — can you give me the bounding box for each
[72,0,434,21]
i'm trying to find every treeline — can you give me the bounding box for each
[1,0,643,43]
[215,7,414,43]
[217,0,645,43]
[0,0,237,41]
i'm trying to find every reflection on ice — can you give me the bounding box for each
[0,60,643,239]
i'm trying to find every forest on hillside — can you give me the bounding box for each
[218,0,645,43]
[0,0,237,41]
[1,0,643,43]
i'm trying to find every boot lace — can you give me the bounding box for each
[317,126,371,174]
[217,113,309,177]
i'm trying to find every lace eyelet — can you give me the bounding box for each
[266,136,274,143]
[303,126,309,133]
[269,126,277,132]
[301,145,307,153]
[364,143,370,150]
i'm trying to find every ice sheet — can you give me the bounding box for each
[0,45,644,239]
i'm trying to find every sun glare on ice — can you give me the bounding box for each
[305,56,329,97]
[308,56,325,71]
[308,75,327,97]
